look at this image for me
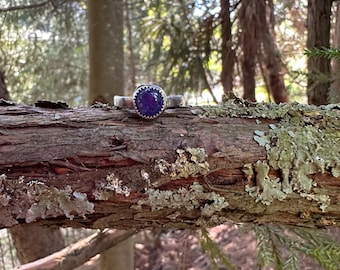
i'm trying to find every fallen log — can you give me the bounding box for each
[0,100,339,229]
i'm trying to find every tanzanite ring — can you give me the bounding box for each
[114,85,185,119]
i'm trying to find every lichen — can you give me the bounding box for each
[140,169,151,187]
[197,99,340,124]
[26,181,94,222]
[245,102,340,211]
[0,175,94,223]
[93,173,131,200]
[0,174,11,206]
[132,182,228,217]
[155,147,210,179]
[245,161,287,205]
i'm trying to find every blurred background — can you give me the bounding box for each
[1,0,338,107]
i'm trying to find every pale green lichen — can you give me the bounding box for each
[197,99,340,123]
[93,173,131,200]
[0,174,94,222]
[299,193,331,212]
[132,182,228,217]
[245,103,340,211]
[155,147,210,179]
[245,161,287,205]
[26,181,94,222]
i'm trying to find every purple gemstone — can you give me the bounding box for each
[133,85,166,119]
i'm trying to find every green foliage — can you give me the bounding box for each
[253,225,340,270]
[304,47,340,59]
[0,0,88,105]
[138,0,220,96]
[199,228,237,270]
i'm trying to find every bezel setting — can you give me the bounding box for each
[133,85,167,119]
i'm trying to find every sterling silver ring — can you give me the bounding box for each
[114,85,185,119]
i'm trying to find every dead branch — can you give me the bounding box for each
[0,101,339,230]
[16,229,135,270]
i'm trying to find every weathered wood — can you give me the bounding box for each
[0,102,339,229]
[17,229,134,270]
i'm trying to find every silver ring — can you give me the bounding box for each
[114,85,185,119]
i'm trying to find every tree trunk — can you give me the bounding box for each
[239,0,258,101]
[220,0,235,95]
[0,69,10,100]
[0,102,339,230]
[88,0,125,104]
[307,0,332,105]
[99,237,134,270]
[10,225,65,264]
[258,0,289,103]
[331,1,340,104]
[87,1,130,269]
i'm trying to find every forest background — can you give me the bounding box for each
[1,0,337,106]
[0,0,340,270]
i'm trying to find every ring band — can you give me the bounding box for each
[114,85,185,119]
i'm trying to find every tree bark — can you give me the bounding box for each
[258,0,289,103]
[10,225,65,263]
[88,0,124,104]
[0,69,10,101]
[331,1,340,104]
[307,0,332,105]
[239,0,258,101]
[220,0,235,95]
[1,70,66,265]
[0,102,339,230]
[87,2,130,268]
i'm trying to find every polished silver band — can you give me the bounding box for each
[113,94,185,109]
[114,84,185,119]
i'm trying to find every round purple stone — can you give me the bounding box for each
[133,85,166,119]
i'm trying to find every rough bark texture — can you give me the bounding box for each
[307,0,332,105]
[1,70,66,265]
[239,0,258,101]
[258,0,289,104]
[88,0,124,104]
[0,102,339,230]
[220,0,235,95]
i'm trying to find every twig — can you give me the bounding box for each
[16,229,136,270]
[0,1,51,13]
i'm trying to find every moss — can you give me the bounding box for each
[132,182,228,218]
[244,102,340,211]
[155,147,210,179]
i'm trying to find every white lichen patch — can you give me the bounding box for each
[299,193,330,212]
[0,174,11,206]
[93,173,131,200]
[245,161,287,205]
[132,182,228,217]
[140,169,151,187]
[26,182,94,223]
[156,147,210,179]
[247,106,340,211]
